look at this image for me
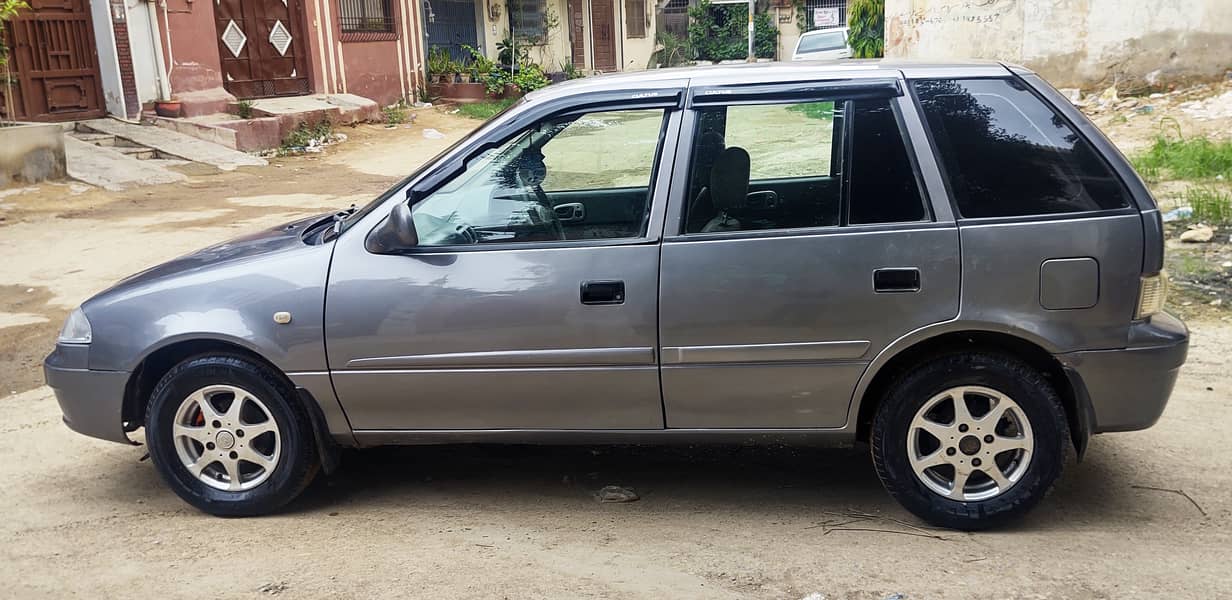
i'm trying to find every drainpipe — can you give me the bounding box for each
[145,0,172,100]
[160,0,174,90]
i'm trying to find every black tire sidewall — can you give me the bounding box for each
[872,352,1069,530]
[146,355,317,516]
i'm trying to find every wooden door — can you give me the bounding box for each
[215,0,310,99]
[0,0,104,122]
[590,0,616,72]
[567,0,584,68]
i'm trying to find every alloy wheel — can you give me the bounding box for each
[907,385,1034,502]
[171,384,281,491]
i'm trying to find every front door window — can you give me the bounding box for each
[411,108,667,246]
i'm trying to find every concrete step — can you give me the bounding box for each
[71,132,117,146]
[78,118,265,171]
[114,146,158,160]
[63,137,187,191]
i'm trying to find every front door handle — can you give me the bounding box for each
[581,280,625,305]
[554,202,585,223]
[873,268,921,293]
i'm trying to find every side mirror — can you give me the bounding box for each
[365,202,419,254]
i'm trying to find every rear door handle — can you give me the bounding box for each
[873,268,921,293]
[581,280,624,305]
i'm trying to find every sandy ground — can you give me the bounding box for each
[1,106,1231,599]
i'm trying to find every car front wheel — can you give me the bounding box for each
[145,354,319,516]
[870,352,1069,530]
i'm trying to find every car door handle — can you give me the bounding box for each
[581,280,625,305]
[873,268,921,293]
[554,202,585,223]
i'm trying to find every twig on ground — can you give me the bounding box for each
[823,527,950,541]
[1131,485,1208,517]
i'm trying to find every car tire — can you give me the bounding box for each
[145,354,319,516]
[870,352,1069,530]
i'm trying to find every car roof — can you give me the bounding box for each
[798,26,848,37]
[524,60,1024,104]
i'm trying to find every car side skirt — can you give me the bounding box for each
[351,428,859,447]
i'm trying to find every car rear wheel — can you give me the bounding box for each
[870,352,1068,530]
[145,354,318,516]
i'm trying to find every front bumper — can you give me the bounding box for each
[44,344,133,444]
[1058,312,1189,433]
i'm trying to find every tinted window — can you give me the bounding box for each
[683,97,925,234]
[849,101,927,224]
[913,78,1129,218]
[413,108,665,245]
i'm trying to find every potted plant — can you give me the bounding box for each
[155,97,182,117]
[428,47,452,84]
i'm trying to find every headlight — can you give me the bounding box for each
[58,307,92,344]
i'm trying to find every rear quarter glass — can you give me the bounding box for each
[911,77,1131,219]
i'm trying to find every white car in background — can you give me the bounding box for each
[792,27,851,61]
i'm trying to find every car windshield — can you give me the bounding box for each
[797,30,846,53]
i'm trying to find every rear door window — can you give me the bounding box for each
[682,96,926,234]
[913,77,1129,218]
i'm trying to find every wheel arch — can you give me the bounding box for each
[852,327,1091,458]
[122,337,341,471]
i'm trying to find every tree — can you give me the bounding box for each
[847,0,884,59]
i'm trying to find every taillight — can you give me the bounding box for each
[1136,271,1169,319]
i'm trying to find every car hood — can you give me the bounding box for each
[103,212,335,294]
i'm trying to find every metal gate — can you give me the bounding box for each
[215,0,311,99]
[803,0,846,31]
[0,0,105,122]
[424,0,478,62]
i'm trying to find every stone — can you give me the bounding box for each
[594,485,639,503]
[1180,225,1215,243]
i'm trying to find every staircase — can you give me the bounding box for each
[67,126,188,167]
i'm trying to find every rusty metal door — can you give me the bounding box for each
[215,0,310,99]
[591,0,616,71]
[0,0,105,122]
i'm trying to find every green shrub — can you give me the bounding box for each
[281,119,334,151]
[647,32,692,68]
[847,0,885,59]
[687,0,777,62]
[383,102,409,125]
[512,63,549,93]
[236,99,254,119]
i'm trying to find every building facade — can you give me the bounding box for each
[886,0,1232,89]
[2,0,427,121]
[2,0,855,122]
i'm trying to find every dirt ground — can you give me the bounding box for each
[2,104,1232,599]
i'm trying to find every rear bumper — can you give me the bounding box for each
[44,345,133,444]
[1057,312,1189,433]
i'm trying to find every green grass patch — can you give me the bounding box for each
[786,101,836,121]
[456,98,516,121]
[1187,185,1232,225]
[280,119,334,153]
[383,101,410,125]
[1133,136,1232,182]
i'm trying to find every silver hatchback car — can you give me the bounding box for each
[46,61,1187,529]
